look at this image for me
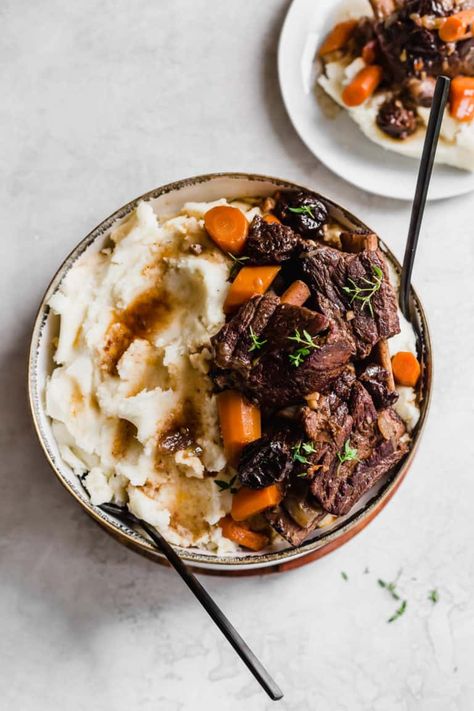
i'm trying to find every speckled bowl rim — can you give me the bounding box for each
[28,172,432,571]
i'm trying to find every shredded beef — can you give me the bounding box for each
[360,364,399,408]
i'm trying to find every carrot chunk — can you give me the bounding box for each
[361,40,377,65]
[224,265,281,313]
[219,516,269,551]
[262,214,281,224]
[204,205,249,255]
[342,65,383,107]
[319,20,358,56]
[280,280,311,306]
[217,390,261,464]
[391,351,421,388]
[449,76,474,122]
[439,10,474,42]
[231,485,283,522]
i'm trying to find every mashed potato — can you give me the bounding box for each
[318,0,474,171]
[46,198,261,554]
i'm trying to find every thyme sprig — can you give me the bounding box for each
[288,205,315,219]
[228,252,249,280]
[248,326,267,352]
[287,329,320,367]
[292,440,317,465]
[342,264,384,317]
[214,475,238,494]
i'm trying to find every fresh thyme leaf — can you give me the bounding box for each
[288,205,315,219]
[387,599,407,623]
[297,471,309,478]
[248,326,267,352]
[214,475,238,492]
[227,252,250,280]
[378,578,400,600]
[341,571,348,581]
[287,329,320,367]
[292,440,316,465]
[372,264,383,280]
[337,439,358,465]
[428,589,439,604]
[342,264,383,317]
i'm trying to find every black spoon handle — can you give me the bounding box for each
[100,503,283,701]
[399,75,451,318]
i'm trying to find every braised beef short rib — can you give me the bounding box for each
[212,296,353,408]
[300,244,400,358]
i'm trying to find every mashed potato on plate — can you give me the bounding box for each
[318,0,474,171]
[46,198,261,554]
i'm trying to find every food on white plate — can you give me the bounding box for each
[317,0,474,170]
[46,191,421,554]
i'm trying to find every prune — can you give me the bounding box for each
[238,431,295,489]
[376,97,418,139]
[243,215,303,265]
[274,190,328,239]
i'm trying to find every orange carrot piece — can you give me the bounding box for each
[391,351,421,388]
[219,516,269,551]
[361,40,377,64]
[319,20,358,56]
[204,205,249,255]
[280,280,311,306]
[342,65,383,106]
[217,390,261,464]
[439,10,474,42]
[449,76,474,122]
[224,265,281,313]
[262,214,281,224]
[231,485,283,522]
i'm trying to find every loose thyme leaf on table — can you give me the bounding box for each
[287,328,320,367]
[342,264,384,317]
[378,578,401,601]
[428,589,439,604]
[388,599,407,623]
[341,571,348,581]
[292,440,317,465]
[248,326,267,352]
[288,205,316,219]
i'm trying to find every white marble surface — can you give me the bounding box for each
[1,1,473,709]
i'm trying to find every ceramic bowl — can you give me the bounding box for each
[28,173,432,574]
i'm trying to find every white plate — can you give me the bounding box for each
[278,0,474,201]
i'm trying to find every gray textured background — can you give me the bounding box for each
[1,1,473,709]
